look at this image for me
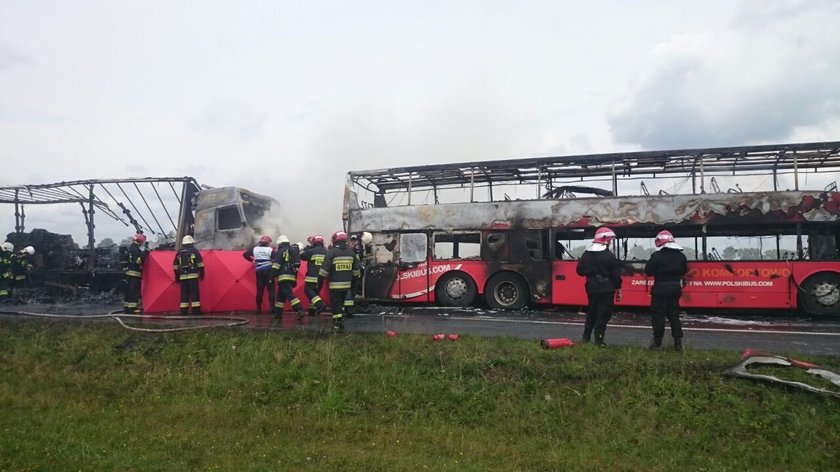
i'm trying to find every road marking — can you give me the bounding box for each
[370,314,840,336]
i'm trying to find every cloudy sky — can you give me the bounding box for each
[1,0,839,244]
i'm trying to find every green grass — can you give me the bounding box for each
[1,319,838,471]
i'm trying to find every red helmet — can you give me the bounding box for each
[133,233,147,244]
[332,231,348,243]
[259,235,272,245]
[592,227,616,245]
[655,230,675,248]
[312,234,324,245]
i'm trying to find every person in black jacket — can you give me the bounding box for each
[644,230,688,352]
[173,235,205,315]
[273,235,303,319]
[576,227,623,346]
[318,230,360,332]
[300,234,326,316]
[123,233,149,313]
[0,242,13,302]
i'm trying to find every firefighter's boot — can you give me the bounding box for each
[581,326,593,343]
[594,332,606,347]
[296,308,305,320]
[674,337,684,353]
[180,308,189,316]
[648,337,662,350]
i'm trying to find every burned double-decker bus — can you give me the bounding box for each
[345,141,840,316]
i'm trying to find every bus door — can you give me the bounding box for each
[550,229,588,306]
[394,232,432,302]
[362,232,401,301]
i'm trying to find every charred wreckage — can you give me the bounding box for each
[0,177,281,295]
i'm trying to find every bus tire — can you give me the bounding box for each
[485,272,529,310]
[799,272,840,316]
[435,272,477,307]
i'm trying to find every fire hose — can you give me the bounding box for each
[0,310,250,333]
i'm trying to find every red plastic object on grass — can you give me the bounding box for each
[386,330,397,337]
[541,338,575,350]
[447,334,460,341]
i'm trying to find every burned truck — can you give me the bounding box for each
[0,177,281,291]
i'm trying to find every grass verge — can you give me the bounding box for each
[1,319,838,471]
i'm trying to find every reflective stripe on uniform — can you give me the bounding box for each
[125,270,142,278]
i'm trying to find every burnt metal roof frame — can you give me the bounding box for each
[349,141,840,193]
[117,183,154,234]
[0,177,199,232]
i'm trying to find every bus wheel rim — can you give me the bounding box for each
[495,282,518,306]
[446,278,467,299]
[814,281,840,306]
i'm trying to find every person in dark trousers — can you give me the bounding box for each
[0,242,13,302]
[273,235,304,319]
[318,230,360,332]
[123,233,149,314]
[645,230,688,352]
[576,227,623,346]
[9,245,34,300]
[173,235,205,315]
[243,235,276,315]
[343,231,372,315]
[300,234,326,316]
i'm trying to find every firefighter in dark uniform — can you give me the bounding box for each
[273,235,304,319]
[173,235,205,315]
[0,242,13,302]
[9,245,34,300]
[300,234,326,316]
[123,233,149,313]
[645,230,688,352]
[318,230,360,332]
[344,234,361,314]
[576,227,623,346]
[243,235,276,314]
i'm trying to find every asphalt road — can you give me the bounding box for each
[2,301,839,357]
[338,307,840,357]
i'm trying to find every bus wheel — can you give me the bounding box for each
[800,273,840,316]
[485,272,529,310]
[435,272,477,307]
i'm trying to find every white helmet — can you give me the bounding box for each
[182,235,195,245]
[276,234,290,244]
[361,231,373,245]
[1,242,13,252]
[23,246,35,255]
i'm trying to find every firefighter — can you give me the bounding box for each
[576,227,623,346]
[273,235,304,319]
[243,235,276,314]
[0,242,13,302]
[318,230,360,332]
[123,233,149,313]
[300,234,326,316]
[343,231,372,315]
[645,230,688,352]
[173,235,205,315]
[9,245,34,301]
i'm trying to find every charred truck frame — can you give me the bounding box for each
[0,177,279,290]
[345,141,840,316]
